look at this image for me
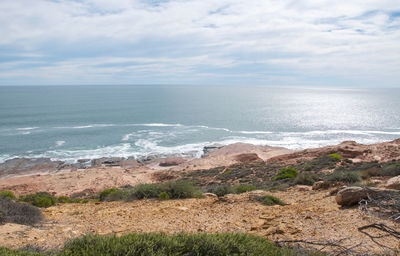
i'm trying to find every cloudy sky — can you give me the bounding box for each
[0,0,399,86]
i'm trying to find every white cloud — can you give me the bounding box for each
[0,0,399,86]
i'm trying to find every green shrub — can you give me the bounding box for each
[163,181,202,199]
[234,184,257,194]
[327,153,342,160]
[19,192,57,208]
[128,184,163,200]
[207,184,234,197]
[326,171,361,183]
[273,167,298,181]
[381,162,400,177]
[98,188,125,202]
[0,233,322,256]
[0,247,43,255]
[0,191,16,200]
[158,192,170,200]
[261,195,286,206]
[295,172,318,185]
[57,196,70,203]
[0,198,43,225]
[59,233,304,256]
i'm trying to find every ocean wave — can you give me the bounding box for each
[56,140,66,147]
[54,124,115,129]
[138,123,183,127]
[280,130,400,136]
[237,130,273,134]
[16,127,39,131]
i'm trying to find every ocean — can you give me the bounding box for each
[1,85,399,163]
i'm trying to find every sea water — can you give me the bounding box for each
[1,85,399,163]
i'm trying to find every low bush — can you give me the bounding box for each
[380,162,400,177]
[57,196,89,204]
[127,184,164,200]
[158,192,170,200]
[0,198,43,225]
[207,184,234,197]
[326,171,361,183]
[0,247,43,256]
[98,188,126,202]
[261,195,286,206]
[295,172,318,185]
[273,167,298,181]
[0,190,16,200]
[100,181,203,201]
[234,184,257,194]
[0,233,322,255]
[19,192,57,208]
[327,153,342,160]
[162,181,203,199]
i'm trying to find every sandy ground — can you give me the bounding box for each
[0,188,399,255]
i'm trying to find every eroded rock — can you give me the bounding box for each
[386,175,400,190]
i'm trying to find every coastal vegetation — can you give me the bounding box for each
[273,167,299,181]
[19,192,57,208]
[0,190,16,200]
[98,181,203,202]
[261,195,286,206]
[0,198,43,225]
[0,233,322,256]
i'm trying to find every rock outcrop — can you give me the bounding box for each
[335,187,369,206]
[386,175,400,190]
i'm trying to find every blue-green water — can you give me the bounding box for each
[1,85,400,163]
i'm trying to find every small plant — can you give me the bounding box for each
[128,184,163,200]
[273,167,298,181]
[0,198,43,225]
[327,153,342,160]
[295,172,318,185]
[207,184,234,197]
[19,192,57,208]
[158,192,170,200]
[0,190,16,200]
[326,171,361,183]
[261,195,286,206]
[99,188,124,202]
[234,184,257,194]
[163,181,203,199]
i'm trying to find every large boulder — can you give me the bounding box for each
[335,187,369,206]
[386,175,400,190]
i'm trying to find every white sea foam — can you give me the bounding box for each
[20,131,31,135]
[139,123,183,127]
[16,127,39,131]
[280,130,400,136]
[55,124,115,129]
[56,140,66,146]
[237,130,273,134]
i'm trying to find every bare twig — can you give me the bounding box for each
[275,238,362,255]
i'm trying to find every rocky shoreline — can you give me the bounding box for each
[0,145,225,180]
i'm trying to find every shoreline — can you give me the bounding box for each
[0,138,399,197]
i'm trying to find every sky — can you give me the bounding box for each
[0,0,399,87]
